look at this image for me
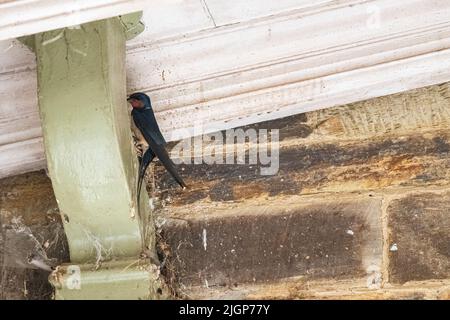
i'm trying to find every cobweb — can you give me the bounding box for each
[0,214,69,299]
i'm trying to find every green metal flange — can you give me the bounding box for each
[49,260,168,300]
[119,12,146,41]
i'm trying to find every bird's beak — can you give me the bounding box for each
[127,97,131,101]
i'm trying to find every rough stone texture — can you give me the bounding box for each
[2,83,450,299]
[161,198,382,287]
[0,170,69,300]
[213,83,450,145]
[147,83,450,298]
[187,278,450,300]
[0,170,58,226]
[388,192,450,284]
[305,83,450,142]
[154,82,450,207]
[155,131,450,207]
[147,84,450,299]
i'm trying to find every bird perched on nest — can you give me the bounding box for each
[127,92,186,205]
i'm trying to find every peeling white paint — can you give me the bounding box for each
[366,271,382,289]
[202,228,207,251]
[67,25,82,30]
[41,30,64,46]
[149,198,155,210]
[70,47,87,57]
[366,264,382,289]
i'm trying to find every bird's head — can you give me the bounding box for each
[127,92,152,110]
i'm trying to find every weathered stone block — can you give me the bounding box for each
[306,83,450,141]
[0,170,68,300]
[155,131,450,206]
[388,191,450,284]
[161,197,382,287]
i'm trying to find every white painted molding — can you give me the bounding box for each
[129,0,450,140]
[1,0,450,178]
[0,0,150,41]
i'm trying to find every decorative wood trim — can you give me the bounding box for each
[0,0,150,41]
[1,0,450,177]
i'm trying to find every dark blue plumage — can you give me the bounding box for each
[130,93,166,146]
[128,92,186,206]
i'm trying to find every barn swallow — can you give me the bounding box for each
[127,92,186,206]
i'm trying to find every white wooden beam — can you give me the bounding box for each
[127,0,450,140]
[0,0,150,41]
[1,0,450,178]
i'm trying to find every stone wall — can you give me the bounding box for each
[0,171,69,299]
[1,83,449,299]
[151,82,450,299]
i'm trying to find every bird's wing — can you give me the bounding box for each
[149,143,187,188]
[141,109,167,145]
[137,148,155,208]
[133,111,186,189]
